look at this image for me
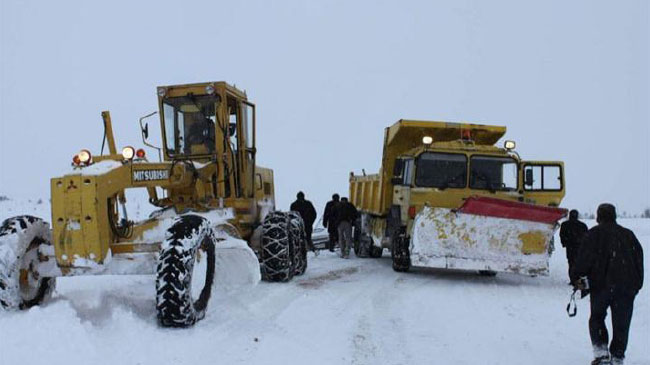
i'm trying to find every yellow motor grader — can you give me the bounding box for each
[350,120,567,276]
[0,81,308,327]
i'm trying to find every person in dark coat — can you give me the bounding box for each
[570,203,644,365]
[335,197,358,258]
[290,191,317,252]
[560,209,588,281]
[322,194,340,252]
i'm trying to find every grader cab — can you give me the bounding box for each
[350,120,567,276]
[0,82,308,327]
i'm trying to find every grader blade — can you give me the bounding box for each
[410,197,567,276]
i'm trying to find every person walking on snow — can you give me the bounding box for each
[560,209,588,282]
[290,191,317,253]
[570,203,644,365]
[322,193,340,252]
[335,197,358,259]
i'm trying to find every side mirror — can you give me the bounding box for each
[142,123,149,139]
[138,111,161,161]
[524,169,534,186]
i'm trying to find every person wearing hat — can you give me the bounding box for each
[322,193,340,252]
[570,203,644,365]
[560,209,588,282]
[290,191,317,253]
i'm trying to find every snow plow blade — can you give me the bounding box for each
[410,197,567,276]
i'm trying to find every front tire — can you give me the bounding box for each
[391,234,411,272]
[368,243,383,258]
[0,216,56,310]
[156,215,216,327]
[260,211,295,282]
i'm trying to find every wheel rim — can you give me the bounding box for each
[191,237,215,313]
[19,237,45,303]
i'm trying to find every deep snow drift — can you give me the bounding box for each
[0,198,648,365]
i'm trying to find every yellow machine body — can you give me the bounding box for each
[49,82,275,273]
[350,120,567,275]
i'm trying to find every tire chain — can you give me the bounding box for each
[287,211,307,276]
[260,211,295,282]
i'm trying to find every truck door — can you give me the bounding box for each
[241,101,256,198]
[521,162,565,206]
[391,157,414,224]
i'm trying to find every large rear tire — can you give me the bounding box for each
[0,216,56,310]
[156,215,216,327]
[391,234,411,272]
[260,211,295,282]
[288,212,307,276]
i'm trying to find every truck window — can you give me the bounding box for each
[524,164,562,191]
[415,152,467,188]
[403,159,414,185]
[393,158,414,185]
[470,156,518,191]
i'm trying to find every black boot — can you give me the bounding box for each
[591,355,611,365]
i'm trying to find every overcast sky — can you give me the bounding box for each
[1,0,648,216]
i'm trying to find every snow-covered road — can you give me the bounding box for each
[0,199,648,365]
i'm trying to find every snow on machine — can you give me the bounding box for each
[349,120,567,276]
[0,82,308,327]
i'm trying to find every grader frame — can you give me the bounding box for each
[0,81,310,325]
[48,82,274,273]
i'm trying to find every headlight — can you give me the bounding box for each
[504,140,516,150]
[422,136,433,145]
[122,146,135,160]
[205,84,215,95]
[157,88,166,97]
[78,149,92,164]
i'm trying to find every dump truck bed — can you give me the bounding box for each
[349,173,383,216]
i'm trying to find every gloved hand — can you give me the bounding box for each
[573,277,587,291]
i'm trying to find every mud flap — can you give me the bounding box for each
[410,199,566,276]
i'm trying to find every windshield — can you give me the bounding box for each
[470,156,518,191]
[162,95,218,156]
[415,152,467,188]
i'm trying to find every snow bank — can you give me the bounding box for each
[1,197,648,365]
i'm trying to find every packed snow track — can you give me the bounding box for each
[0,200,647,365]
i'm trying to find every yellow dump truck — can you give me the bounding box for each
[349,120,567,276]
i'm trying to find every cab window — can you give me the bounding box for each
[470,156,518,191]
[393,158,414,185]
[415,152,467,188]
[162,94,217,156]
[524,164,562,191]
